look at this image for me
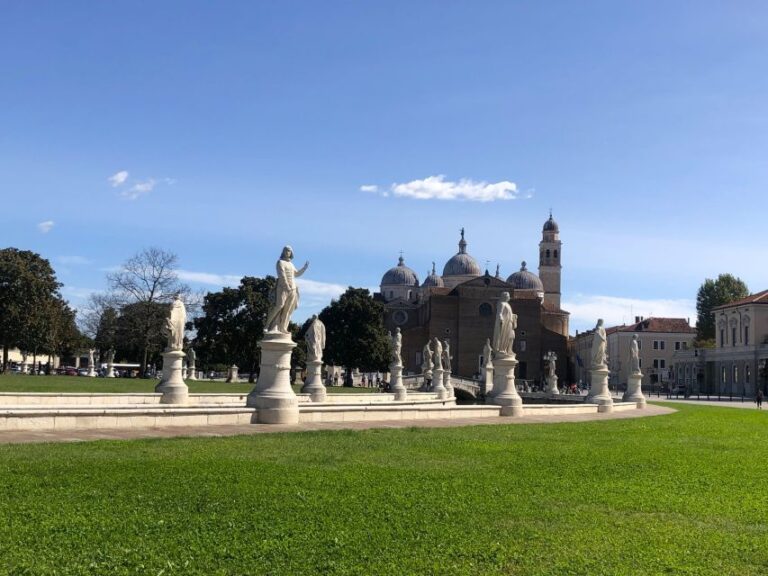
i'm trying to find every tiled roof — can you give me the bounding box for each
[712,289,768,310]
[617,317,695,334]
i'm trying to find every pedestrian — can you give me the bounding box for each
[756,389,763,410]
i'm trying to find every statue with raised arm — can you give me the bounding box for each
[630,334,641,374]
[483,338,493,368]
[442,339,452,372]
[422,341,433,372]
[591,319,608,368]
[305,315,326,363]
[493,292,517,356]
[546,351,557,377]
[265,245,309,334]
[391,327,402,365]
[432,337,443,371]
[166,294,187,352]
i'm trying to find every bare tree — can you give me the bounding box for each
[107,247,191,377]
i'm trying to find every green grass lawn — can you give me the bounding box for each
[1,403,767,575]
[0,374,378,395]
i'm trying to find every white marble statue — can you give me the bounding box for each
[305,315,326,362]
[546,351,557,377]
[88,349,95,368]
[483,338,493,367]
[442,339,452,372]
[187,346,196,365]
[166,294,187,352]
[391,327,402,365]
[422,341,433,372]
[432,337,443,371]
[265,245,309,334]
[630,334,641,374]
[591,318,608,368]
[493,292,517,356]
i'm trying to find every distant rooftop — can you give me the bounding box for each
[712,289,768,310]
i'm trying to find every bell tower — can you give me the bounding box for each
[538,211,562,310]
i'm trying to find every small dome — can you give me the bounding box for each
[506,261,544,292]
[381,255,419,286]
[422,262,444,287]
[443,228,482,277]
[543,212,559,233]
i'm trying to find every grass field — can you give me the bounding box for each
[0,374,378,395]
[1,403,767,575]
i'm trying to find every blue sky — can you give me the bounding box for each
[2,1,767,332]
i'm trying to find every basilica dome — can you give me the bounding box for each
[543,213,559,233]
[381,256,419,286]
[442,229,481,277]
[422,262,444,287]
[506,261,544,292]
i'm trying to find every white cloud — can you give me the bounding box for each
[176,270,242,286]
[56,255,91,266]
[120,178,156,201]
[563,294,696,333]
[296,278,347,301]
[37,220,55,233]
[366,175,524,202]
[108,170,129,187]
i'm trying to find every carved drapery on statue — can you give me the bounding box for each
[591,319,608,368]
[432,338,443,371]
[166,295,187,352]
[265,246,309,334]
[493,292,517,356]
[305,315,326,363]
[391,328,402,365]
[483,338,493,368]
[442,339,452,372]
[422,342,433,372]
[630,334,640,374]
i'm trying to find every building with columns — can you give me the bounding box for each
[378,215,570,385]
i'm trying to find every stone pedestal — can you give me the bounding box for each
[106,361,115,378]
[443,370,454,398]
[188,362,197,381]
[182,366,188,380]
[545,374,559,395]
[389,362,407,401]
[623,372,646,407]
[301,359,327,403]
[155,350,189,404]
[228,365,239,382]
[586,366,613,412]
[487,353,523,416]
[247,332,299,424]
[432,368,447,399]
[482,365,494,398]
[87,365,96,377]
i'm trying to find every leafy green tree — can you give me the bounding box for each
[114,301,168,368]
[0,248,62,371]
[696,274,750,342]
[193,276,274,382]
[319,288,391,386]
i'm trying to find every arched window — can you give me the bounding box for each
[407,290,412,300]
[479,303,493,317]
[546,249,551,258]
[553,249,558,259]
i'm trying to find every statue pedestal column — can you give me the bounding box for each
[87,366,96,378]
[247,332,299,424]
[155,350,189,404]
[443,370,454,398]
[390,362,407,401]
[586,366,613,412]
[488,353,523,416]
[106,362,115,378]
[482,364,494,398]
[301,359,327,403]
[432,368,447,399]
[545,374,559,395]
[188,362,197,381]
[623,372,646,407]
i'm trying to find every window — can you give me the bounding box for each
[746,364,751,384]
[389,291,393,299]
[639,358,642,369]
[745,327,749,346]
[733,365,739,384]
[653,341,659,350]
[720,329,725,347]
[637,340,642,350]
[661,359,666,369]
[660,341,665,351]
[518,340,527,352]
[653,359,665,369]
[675,341,681,351]
[683,341,689,350]
[407,290,412,300]
[479,303,493,317]
[732,327,737,347]
[546,249,551,258]
[721,366,727,384]
[653,359,659,369]
[553,249,558,259]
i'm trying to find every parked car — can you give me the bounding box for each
[77,368,90,377]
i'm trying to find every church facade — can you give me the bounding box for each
[378,215,570,385]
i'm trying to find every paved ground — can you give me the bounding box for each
[0,404,675,444]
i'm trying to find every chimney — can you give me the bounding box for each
[634,316,640,324]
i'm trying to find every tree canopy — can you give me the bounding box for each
[696,274,750,342]
[319,288,391,384]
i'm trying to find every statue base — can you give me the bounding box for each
[155,350,189,404]
[247,332,299,424]
[488,353,523,416]
[545,374,559,395]
[106,367,115,379]
[301,359,326,403]
[443,370,454,398]
[188,364,197,381]
[623,372,646,407]
[87,368,96,378]
[389,362,407,401]
[586,366,613,411]
[432,368,447,399]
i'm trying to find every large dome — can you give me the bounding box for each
[507,261,544,292]
[422,262,444,287]
[443,229,481,277]
[381,256,419,286]
[543,212,559,233]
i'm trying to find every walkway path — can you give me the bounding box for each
[0,404,674,445]
[649,397,764,410]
